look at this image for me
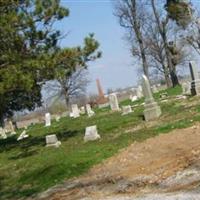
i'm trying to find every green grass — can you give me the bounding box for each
[1,85,200,200]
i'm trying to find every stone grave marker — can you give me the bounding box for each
[45,113,51,127]
[122,105,133,115]
[17,130,29,141]
[142,75,161,121]
[0,127,7,139]
[71,104,80,118]
[46,134,61,147]
[86,104,95,117]
[109,93,120,111]
[84,125,100,142]
[189,61,200,96]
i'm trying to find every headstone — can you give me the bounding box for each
[182,82,191,95]
[136,86,143,99]
[86,104,95,117]
[109,93,120,111]
[45,113,51,127]
[80,106,86,115]
[46,134,61,147]
[189,61,200,96]
[84,125,100,142]
[0,127,7,139]
[142,75,161,121]
[130,95,138,102]
[17,130,29,141]
[71,104,80,118]
[122,105,133,115]
[4,120,15,134]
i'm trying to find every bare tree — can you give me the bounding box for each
[114,0,150,79]
[151,0,180,87]
[44,68,90,107]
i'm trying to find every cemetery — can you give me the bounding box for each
[1,0,200,200]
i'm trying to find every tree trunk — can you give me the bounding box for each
[151,0,179,87]
[164,69,172,88]
[131,0,149,79]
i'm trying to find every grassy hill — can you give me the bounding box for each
[1,86,200,200]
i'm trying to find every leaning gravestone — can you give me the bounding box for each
[71,104,80,118]
[17,130,29,141]
[84,125,100,142]
[122,105,133,115]
[142,75,161,121]
[109,93,120,111]
[46,134,61,147]
[86,104,95,117]
[189,61,200,96]
[45,113,51,127]
[0,127,7,139]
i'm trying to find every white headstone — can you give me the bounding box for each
[136,86,143,98]
[130,95,138,102]
[71,104,80,118]
[182,82,191,95]
[189,61,200,96]
[122,105,133,115]
[84,125,100,142]
[0,127,7,139]
[80,106,86,115]
[46,134,61,147]
[142,75,161,121]
[17,130,29,141]
[109,93,120,111]
[86,104,95,117]
[45,113,51,127]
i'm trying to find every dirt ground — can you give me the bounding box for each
[33,123,200,200]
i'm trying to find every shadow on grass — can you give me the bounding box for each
[0,130,78,154]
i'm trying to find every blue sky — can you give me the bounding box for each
[56,0,200,95]
[57,0,138,94]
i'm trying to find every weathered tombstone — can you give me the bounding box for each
[136,86,143,99]
[122,105,133,115]
[182,82,191,95]
[189,61,200,96]
[46,134,61,147]
[84,125,100,142]
[45,113,51,127]
[109,93,120,111]
[0,127,7,139]
[142,75,161,121]
[17,130,29,141]
[80,106,86,115]
[71,104,80,118]
[130,95,138,102]
[4,120,16,135]
[86,104,95,117]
